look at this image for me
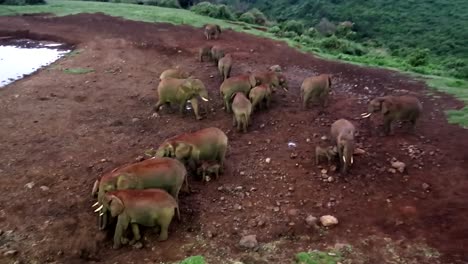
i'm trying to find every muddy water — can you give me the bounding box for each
[0,39,70,87]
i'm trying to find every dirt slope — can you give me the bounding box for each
[0,13,467,264]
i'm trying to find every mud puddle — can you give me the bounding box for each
[0,38,70,87]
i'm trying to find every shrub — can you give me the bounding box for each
[281,20,304,35]
[316,18,336,36]
[239,12,255,24]
[278,31,298,39]
[268,25,281,34]
[247,8,268,25]
[304,27,317,38]
[1,0,45,4]
[408,48,430,67]
[190,1,234,20]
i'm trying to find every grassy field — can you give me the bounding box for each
[1,0,467,127]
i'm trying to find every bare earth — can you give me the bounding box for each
[0,13,467,264]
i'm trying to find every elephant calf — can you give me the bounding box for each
[204,24,221,40]
[330,119,356,174]
[301,74,332,109]
[92,157,187,230]
[196,160,221,183]
[218,53,232,81]
[102,189,178,249]
[220,75,256,113]
[159,68,190,80]
[199,45,213,62]
[366,95,422,135]
[250,71,288,92]
[315,145,338,165]
[154,77,209,120]
[211,45,225,63]
[249,84,272,111]
[232,92,252,133]
[156,127,228,174]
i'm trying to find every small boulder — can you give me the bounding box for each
[3,250,18,257]
[239,235,258,249]
[320,215,339,227]
[305,215,318,226]
[24,182,35,189]
[391,161,406,173]
[354,148,366,155]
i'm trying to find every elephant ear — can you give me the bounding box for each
[175,143,192,160]
[180,79,195,95]
[249,74,258,87]
[109,195,124,217]
[381,98,393,115]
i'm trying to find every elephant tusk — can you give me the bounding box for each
[351,156,354,164]
[92,201,100,207]
[201,96,209,102]
[283,87,289,92]
[94,205,103,212]
[361,113,372,118]
[342,156,346,163]
[99,212,104,216]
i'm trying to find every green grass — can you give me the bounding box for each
[295,250,342,264]
[1,0,467,127]
[62,67,95,74]
[179,256,206,264]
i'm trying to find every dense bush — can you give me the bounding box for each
[191,1,234,20]
[239,11,255,24]
[318,35,367,56]
[407,48,430,67]
[304,27,317,38]
[315,18,336,36]
[280,20,304,35]
[1,0,45,4]
[242,8,267,25]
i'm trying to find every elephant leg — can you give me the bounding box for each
[158,215,171,242]
[113,215,130,249]
[170,187,181,221]
[232,115,237,127]
[179,102,186,115]
[383,116,392,135]
[129,223,141,245]
[302,94,309,109]
[190,98,202,120]
[153,100,164,112]
[218,146,227,173]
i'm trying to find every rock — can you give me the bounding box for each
[321,136,328,140]
[391,161,406,173]
[3,250,18,257]
[273,207,280,212]
[239,235,258,249]
[25,182,35,189]
[131,118,140,123]
[422,183,430,191]
[240,171,246,176]
[39,186,49,191]
[287,209,299,216]
[290,153,298,159]
[321,169,328,174]
[265,158,271,164]
[354,148,366,155]
[320,215,339,227]
[133,242,143,249]
[306,138,311,142]
[388,168,397,174]
[327,176,334,182]
[305,215,318,226]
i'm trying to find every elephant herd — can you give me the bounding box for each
[90,24,424,249]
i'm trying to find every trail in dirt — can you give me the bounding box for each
[0,13,467,263]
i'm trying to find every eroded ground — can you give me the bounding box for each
[0,13,467,264]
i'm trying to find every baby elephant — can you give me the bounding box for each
[315,146,338,165]
[365,95,422,135]
[102,189,178,249]
[159,68,190,80]
[231,92,252,133]
[218,53,232,80]
[199,45,213,62]
[204,24,221,40]
[211,45,225,63]
[331,119,356,174]
[196,160,221,182]
[301,74,332,109]
[249,84,272,111]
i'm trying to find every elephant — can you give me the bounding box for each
[199,45,213,62]
[204,24,221,40]
[220,74,257,113]
[249,84,272,111]
[315,145,338,165]
[159,68,191,80]
[196,160,221,183]
[211,45,225,63]
[101,189,177,249]
[91,157,187,230]
[218,53,232,80]
[231,92,252,133]
[153,77,209,120]
[300,74,332,109]
[330,119,356,174]
[155,127,228,174]
[365,95,423,135]
[250,71,288,92]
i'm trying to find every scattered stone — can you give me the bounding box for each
[240,171,246,176]
[239,235,258,249]
[100,158,108,163]
[273,207,280,212]
[25,182,35,189]
[3,250,18,257]
[209,75,214,78]
[235,204,243,211]
[321,136,328,140]
[135,155,145,162]
[288,209,299,216]
[257,220,265,227]
[422,183,430,191]
[321,169,328,174]
[354,148,366,155]
[391,161,406,173]
[265,158,271,164]
[388,168,397,174]
[290,153,298,159]
[133,242,143,249]
[320,215,339,227]
[305,215,318,226]
[327,176,334,182]
[131,118,140,123]
[39,186,49,191]
[306,138,311,143]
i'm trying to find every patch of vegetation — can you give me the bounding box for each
[190,1,234,20]
[296,250,342,264]
[179,255,206,264]
[0,0,45,5]
[238,8,267,25]
[62,67,95,74]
